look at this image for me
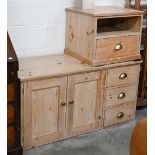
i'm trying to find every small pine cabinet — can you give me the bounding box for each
[65,6,144,66]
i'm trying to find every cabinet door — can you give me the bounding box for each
[67,72,103,137]
[23,77,67,148]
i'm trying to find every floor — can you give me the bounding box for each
[23,108,147,155]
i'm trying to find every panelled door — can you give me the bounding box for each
[66,72,103,137]
[23,77,67,148]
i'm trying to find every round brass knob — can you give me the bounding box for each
[116,112,124,119]
[69,100,74,104]
[118,92,126,99]
[115,44,122,50]
[61,101,66,106]
[119,73,127,80]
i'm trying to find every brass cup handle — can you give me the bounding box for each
[116,112,124,119]
[115,44,122,50]
[118,92,126,99]
[119,73,127,80]
[69,100,74,105]
[61,101,66,106]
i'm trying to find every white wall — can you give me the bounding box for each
[8,0,125,58]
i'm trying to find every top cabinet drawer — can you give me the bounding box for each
[96,35,140,61]
[106,65,140,87]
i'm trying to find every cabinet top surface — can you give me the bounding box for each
[65,6,144,17]
[18,54,142,81]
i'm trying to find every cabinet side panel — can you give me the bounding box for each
[65,11,96,62]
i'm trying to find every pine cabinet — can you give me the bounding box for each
[19,54,141,149]
[22,71,104,148]
[65,6,143,66]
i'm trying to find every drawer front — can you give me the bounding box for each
[7,84,15,102]
[105,85,138,107]
[96,35,140,60]
[7,103,15,122]
[7,126,16,149]
[106,65,140,87]
[104,102,136,127]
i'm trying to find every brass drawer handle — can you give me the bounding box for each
[117,112,124,119]
[61,101,66,106]
[119,73,127,79]
[69,100,74,105]
[115,44,122,50]
[118,92,126,99]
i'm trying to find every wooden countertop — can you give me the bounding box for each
[18,54,142,81]
[65,6,144,17]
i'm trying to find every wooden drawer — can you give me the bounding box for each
[7,126,16,149]
[96,35,140,61]
[104,102,136,127]
[106,65,140,87]
[7,103,15,122]
[105,85,138,107]
[7,84,15,102]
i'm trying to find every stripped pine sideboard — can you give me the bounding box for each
[18,54,141,149]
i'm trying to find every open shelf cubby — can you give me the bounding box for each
[97,16,141,39]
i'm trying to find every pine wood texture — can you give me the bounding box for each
[67,72,103,137]
[96,35,140,60]
[23,77,67,148]
[65,6,143,66]
[65,6,144,17]
[106,64,140,87]
[104,102,136,127]
[18,54,142,81]
[65,11,96,62]
[19,54,141,149]
[105,84,138,107]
